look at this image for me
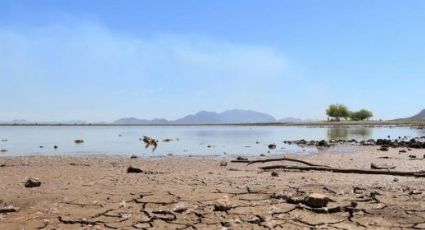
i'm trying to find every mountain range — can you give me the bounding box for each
[0,109,312,125]
[114,109,279,124]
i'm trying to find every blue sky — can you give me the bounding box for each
[1,0,424,121]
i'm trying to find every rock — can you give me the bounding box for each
[130,155,138,159]
[127,166,144,173]
[379,146,389,151]
[25,178,41,188]
[172,203,188,213]
[236,156,248,161]
[393,178,399,182]
[268,144,276,150]
[399,149,407,153]
[0,149,7,153]
[260,153,266,157]
[167,153,173,156]
[317,140,329,147]
[409,155,417,159]
[303,193,332,208]
[219,160,228,167]
[53,145,58,149]
[213,199,231,211]
[163,138,173,142]
[74,139,84,144]
[271,171,279,177]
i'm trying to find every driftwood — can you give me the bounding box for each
[0,206,19,213]
[260,165,425,177]
[142,136,158,151]
[231,157,329,167]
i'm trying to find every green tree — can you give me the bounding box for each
[350,109,373,121]
[326,104,350,121]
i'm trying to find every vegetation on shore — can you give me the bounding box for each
[326,104,373,121]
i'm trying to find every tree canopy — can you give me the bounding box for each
[350,109,373,121]
[326,104,373,121]
[326,104,350,121]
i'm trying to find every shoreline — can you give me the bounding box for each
[1,146,425,229]
[1,120,425,127]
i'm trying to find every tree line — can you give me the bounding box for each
[326,104,373,121]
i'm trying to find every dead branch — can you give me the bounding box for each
[0,206,19,213]
[231,157,329,167]
[260,165,425,177]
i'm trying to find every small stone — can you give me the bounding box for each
[130,155,138,159]
[167,153,173,156]
[0,149,7,153]
[393,178,399,182]
[409,155,417,159]
[127,166,143,173]
[53,145,58,149]
[260,153,266,157]
[219,160,228,167]
[213,200,231,211]
[304,193,332,208]
[236,156,248,161]
[271,171,279,177]
[268,144,276,150]
[399,149,407,153]
[379,146,389,151]
[172,202,188,213]
[74,139,84,144]
[25,178,41,188]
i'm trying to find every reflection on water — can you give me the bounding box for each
[327,127,372,140]
[0,125,423,156]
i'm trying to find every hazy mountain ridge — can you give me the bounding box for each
[113,109,277,124]
[406,109,425,120]
[0,110,309,125]
[174,109,276,124]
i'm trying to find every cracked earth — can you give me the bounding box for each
[1,146,425,229]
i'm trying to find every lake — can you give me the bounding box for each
[0,125,424,156]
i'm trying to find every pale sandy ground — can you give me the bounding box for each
[1,146,425,229]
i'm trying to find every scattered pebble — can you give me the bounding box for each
[268,144,276,150]
[25,177,41,188]
[236,156,248,161]
[304,193,332,208]
[219,160,228,167]
[74,139,84,144]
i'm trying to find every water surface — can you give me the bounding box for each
[0,125,423,156]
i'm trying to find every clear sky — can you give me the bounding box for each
[1,0,424,122]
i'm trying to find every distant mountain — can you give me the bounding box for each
[406,109,425,120]
[113,117,169,125]
[174,109,276,124]
[114,109,277,125]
